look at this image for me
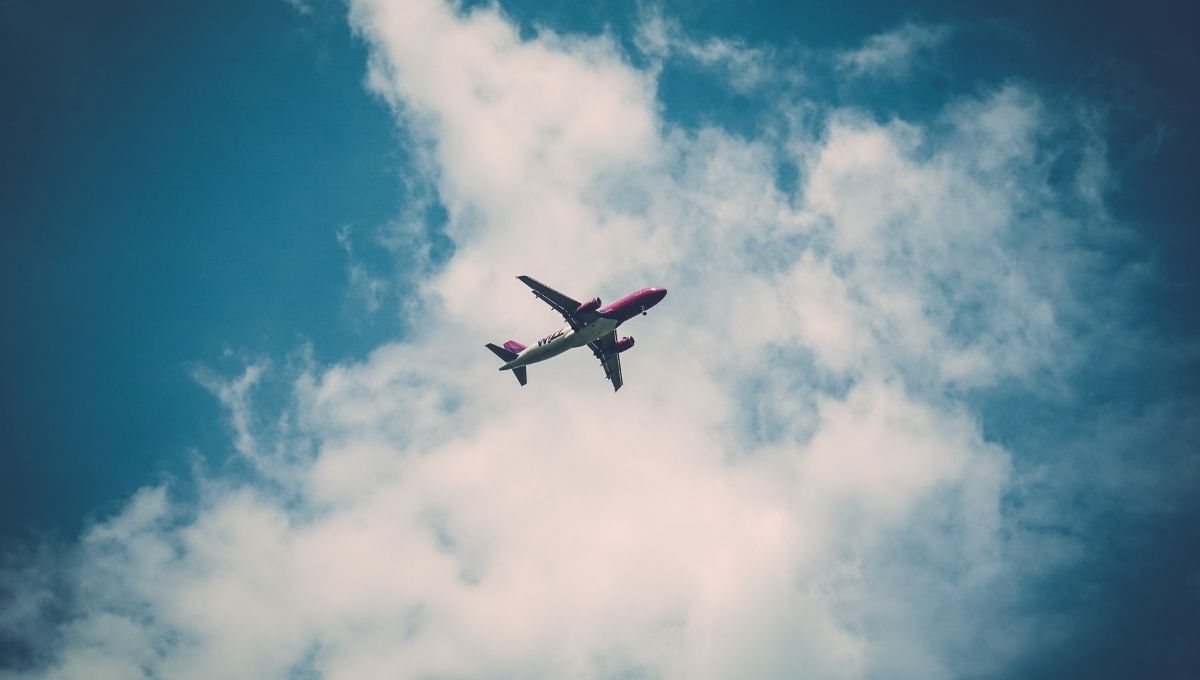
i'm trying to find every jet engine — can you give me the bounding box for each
[612,336,635,353]
[576,297,601,314]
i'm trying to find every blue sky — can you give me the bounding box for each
[1,0,405,537]
[1,0,1198,678]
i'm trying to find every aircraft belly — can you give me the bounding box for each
[506,318,618,370]
[538,339,574,360]
[578,318,619,344]
[511,333,573,367]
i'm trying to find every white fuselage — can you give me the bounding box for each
[503,317,620,370]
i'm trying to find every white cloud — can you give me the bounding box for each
[191,363,270,466]
[336,225,390,317]
[836,22,949,80]
[636,9,779,93]
[1,4,1138,679]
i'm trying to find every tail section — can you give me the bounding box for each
[485,342,528,387]
[485,343,518,362]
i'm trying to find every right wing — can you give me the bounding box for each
[588,331,624,392]
[518,275,589,329]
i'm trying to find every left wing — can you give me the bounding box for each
[517,275,586,328]
[588,331,624,392]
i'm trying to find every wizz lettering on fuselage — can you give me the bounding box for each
[537,328,567,346]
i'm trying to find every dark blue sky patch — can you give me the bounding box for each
[0,0,403,539]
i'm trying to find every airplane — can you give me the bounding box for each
[485,275,668,391]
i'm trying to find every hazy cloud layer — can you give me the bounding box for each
[636,9,778,93]
[836,22,949,80]
[1,2,1184,679]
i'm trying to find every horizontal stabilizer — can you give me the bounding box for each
[513,366,527,386]
[485,342,518,362]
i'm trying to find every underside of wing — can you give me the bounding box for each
[517,275,585,329]
[589,332,624,392]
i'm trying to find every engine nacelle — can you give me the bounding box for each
[576,297,601,314]
[612,336,635,353]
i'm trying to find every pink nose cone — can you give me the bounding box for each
[645,287,667,308]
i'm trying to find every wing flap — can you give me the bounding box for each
[588,331,624,392]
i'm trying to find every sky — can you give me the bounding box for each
[0,0,1198,678]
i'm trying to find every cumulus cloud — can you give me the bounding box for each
[0,4,1170,680]
[836,22,949,80]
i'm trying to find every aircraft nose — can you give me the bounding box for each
[651,287,668,304]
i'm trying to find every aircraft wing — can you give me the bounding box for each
[589,332,624,392]
[518,275,587,329]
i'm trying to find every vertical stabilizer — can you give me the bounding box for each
[485,343,518,362]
